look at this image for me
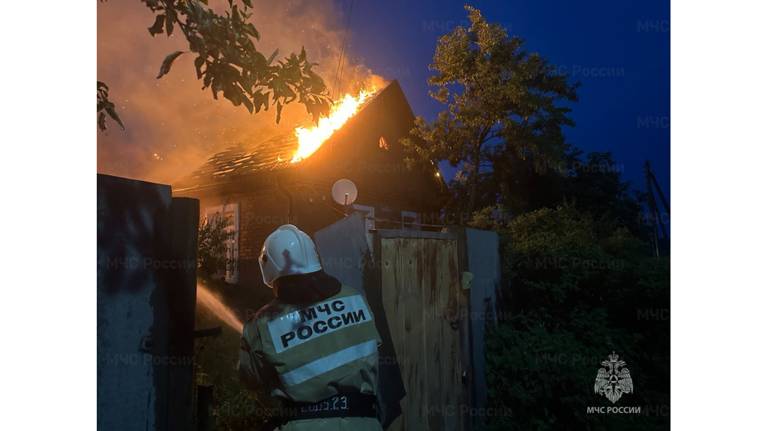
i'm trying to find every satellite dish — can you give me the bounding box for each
[332,179,358,206]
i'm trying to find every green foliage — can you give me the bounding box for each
[401,5,577,213]
[561,152,647,239]
[198,215,233,278]
[478,205,669,430]
[142,0,331,124]
[98,0,333,132]
[97,81,124,131]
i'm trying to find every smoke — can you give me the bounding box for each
[196,283,244,333]
[97,0,379,185]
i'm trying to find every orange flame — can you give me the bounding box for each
[291,88,376,163]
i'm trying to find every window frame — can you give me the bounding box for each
[204,203,239,284]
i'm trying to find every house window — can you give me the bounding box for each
[401,210,420,230]
[204,203,239,284]
[378,136,390,150]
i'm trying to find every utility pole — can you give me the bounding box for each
[644,161,670,257]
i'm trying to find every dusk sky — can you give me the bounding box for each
[339,0,670,197]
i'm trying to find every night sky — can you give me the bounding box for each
[338,0,670,198]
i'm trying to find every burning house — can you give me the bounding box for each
[161,80,499,430]
[174,80,445,288]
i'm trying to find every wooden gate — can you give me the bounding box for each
[376,230,469,431]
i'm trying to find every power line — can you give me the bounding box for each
[332,0,355,100]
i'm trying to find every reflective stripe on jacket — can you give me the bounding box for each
[241,285,382,403]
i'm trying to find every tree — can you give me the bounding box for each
[98,0,332,131]
[471,147,652,247]
[561,152,649,240]
[486,144,580,215]
[401,5,577,214]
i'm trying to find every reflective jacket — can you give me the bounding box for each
[239,272,382,429]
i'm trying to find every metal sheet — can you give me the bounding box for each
[97,174,199,431]
[314,212,369,296]
[465,228,500,412]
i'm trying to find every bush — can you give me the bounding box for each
[198,216,234,279]
[479,205,669,430]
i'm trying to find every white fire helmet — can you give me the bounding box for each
[259,224,322,288]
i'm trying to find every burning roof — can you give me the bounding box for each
[292,88,378,162]
[174,82,401,192]
[174,79,446,214]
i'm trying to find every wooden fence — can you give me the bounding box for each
[376,230,469,431]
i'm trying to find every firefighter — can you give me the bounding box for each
[239,224,383,431]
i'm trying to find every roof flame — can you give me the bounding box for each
[291,88,376,163]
